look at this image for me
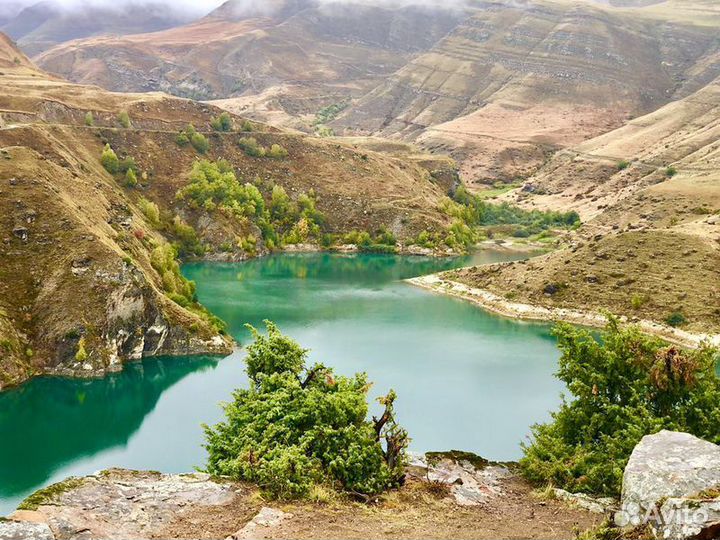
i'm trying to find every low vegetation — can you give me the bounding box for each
[176,124,209,154]
[117,111,131,129]
[203,321,408,499]
[176,160,324,252]
[521,318,720,497]
[412,186,580,252]
[238,137,288,159]
[210,112,233,132]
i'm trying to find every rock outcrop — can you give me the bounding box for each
[617,430,720,539]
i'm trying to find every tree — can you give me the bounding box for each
[125,168,138,188]
[175,131,190,147]
[267,144,288,159]
[520,318,720,497]
[84,112,94,127]
[117,111,131,128]
[203,321,408,499]
[138,197,160,226]
[100,144,119,174]
[190,132,209,154]
[210,112,234,132]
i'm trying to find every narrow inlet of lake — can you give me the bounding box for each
[0,251,564,515]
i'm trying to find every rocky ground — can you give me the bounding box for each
[0,454,606,540]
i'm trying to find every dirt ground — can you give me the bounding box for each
[159,477,603,540]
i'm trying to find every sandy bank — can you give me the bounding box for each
[408,274,720,349]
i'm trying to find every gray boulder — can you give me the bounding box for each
[617,430,720,538]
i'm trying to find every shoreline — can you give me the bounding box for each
[407,273,720,349]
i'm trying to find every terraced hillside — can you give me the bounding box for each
[0,35,455,389]
[449,75,720,335]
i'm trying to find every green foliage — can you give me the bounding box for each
[413,186,581,252]
[630,294,647,310]
[175,131,190,147]
[177,160,323,250]
[313,102,348,126]
[84,112,94,127]
[665,166,678,177]
[118,156,137,174]
[211,112,234,132]
[267,143,289,159]
[520,318,720,497]
[100,144,119,174]
[203,321,408,499]
[117,111,131,129]
[238,137,288,159]
[191,132,210,154]
[240,119,255,132]
[166,216,204,258]
[238,137,266,158]
[343,227,397,253]
[138,197,160,226]
[150,243,196,303]
[665,311,687,327]
[74,337,88,362]
[617,160,630,171]
[125,168,138,188]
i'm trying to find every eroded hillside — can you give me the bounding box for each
[0,35,456,389]
[449,75,720,334]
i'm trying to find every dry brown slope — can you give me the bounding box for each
[450,76,720,334]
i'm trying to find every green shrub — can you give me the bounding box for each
[118,156,137,174]
[84,112,94,127]
[203,321,408,499]
[267,143,288,159]
[117,111,131,129]
[630,294,646,310]
[210,112,234,132]
[74,337,88,362]
[175,131,190,147]
[190,132,209,154]
[520,318,720,497]
[665,166,677,178]
[665,311,687,327]
[125,168,138,188]
[100,144,119,174]
[240,119,255,132]
[138,197,160,226]
[238,137,265,158]
[617,160,630,171]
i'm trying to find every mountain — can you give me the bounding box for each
[1,0,203,56]
[451,74,720,334]
[31,0,720,187]
[0,32,454,389]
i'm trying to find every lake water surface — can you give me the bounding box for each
[0,251,565,515]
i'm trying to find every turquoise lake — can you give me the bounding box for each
[0,251,565,515]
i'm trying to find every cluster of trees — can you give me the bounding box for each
[341,228,397,253]
[410,187,581,252]
[204,321,408,499]
[176,124,210,154]
[238,137,289,159]
[100,144,141,187]
[521,318,720,497]
[176,160,325,251]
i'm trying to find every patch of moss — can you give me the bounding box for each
[18,477,84,510]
